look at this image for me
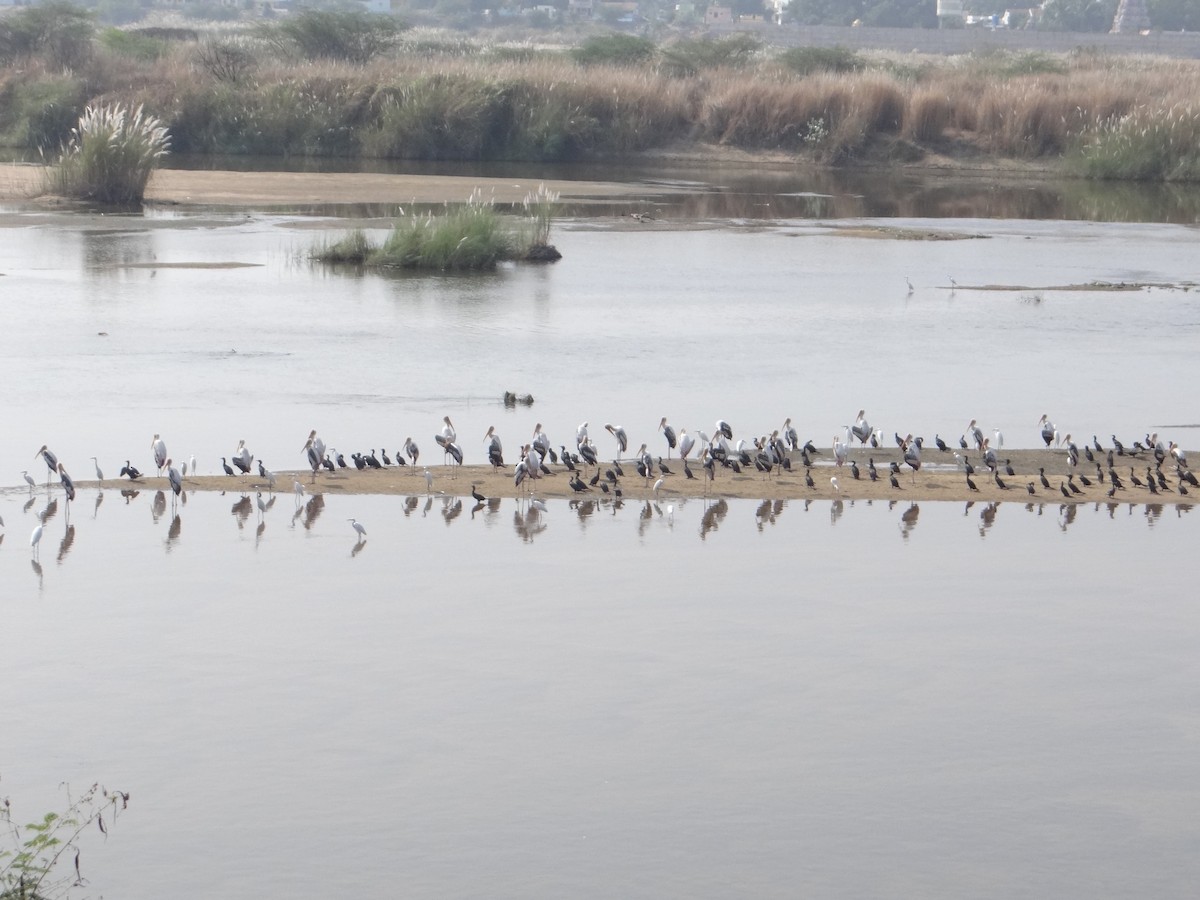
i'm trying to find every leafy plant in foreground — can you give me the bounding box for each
[1,780,130,900]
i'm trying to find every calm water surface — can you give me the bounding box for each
[1,489,1197,898]
[1,171,1198,898]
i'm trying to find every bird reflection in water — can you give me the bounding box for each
[899,502,920,540]
[255,520,266,549]
[1144,503,1165,527]
[351,536,367,557]
[93,491,104,519]
[299,494,324,530]
[121,489,140,504]
[572,498,596,529]
[513,503,547,543]
[1059,502,1078,532]
[230,494,253,530]
[699,498,728,540]
[41,499,58,526]
[978,502,997,538]
[31,558,43,588]
[441,498,463,526]
[151,491,166,523]
[403,496,420,517]
[754,499,785,531]
[830,498,844,525]
[57,524,76,563]
[23,496,37,514]
[166,514,182,551]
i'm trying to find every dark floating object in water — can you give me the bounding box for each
[523,244,561,262]
[503,391,535,407]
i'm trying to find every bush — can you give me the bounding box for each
[0,1,94,69]
[49,103,171,205]
[268,10,406,64]
[194,39,257,83]
[312,189,559,270]
[659,35,761,77]
[571,34,656,67]
[777,46,865,76]
[98,27,168,62]
[1068,103,1200,181]
[0,76,87,152]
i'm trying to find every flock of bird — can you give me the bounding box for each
[16,411,1194,557]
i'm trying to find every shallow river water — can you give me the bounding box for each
[1,167,1198,898]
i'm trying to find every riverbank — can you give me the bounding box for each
[41,448,1194,505]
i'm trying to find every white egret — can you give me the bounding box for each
[576,421,589,448]
[993,427,1004,450]
[833,434,848,468]
[189,454,197,477]
[348,518,367,539]
[31,521,43,556]
[424,468,433,494]
[90,456,103,482]
[293,480,305,501]
[653,477,664,498]
[22,470,36,491]
[181,459,188,479]
[151,434,167,474]
[830,476,840,493]
[256,491,267,519]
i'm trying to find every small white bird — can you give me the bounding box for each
[293,480,305,500]
[653,477,665,498]
[424,468,433,493]
[91,456,103,482]
[189,454,197,477]
[831,476,840,493]
[181,459,188,479]
[22,470,36,490]
[348,518,367,539]
[31,522,43,555]
[906,276,914,294]
[256,492,267,518]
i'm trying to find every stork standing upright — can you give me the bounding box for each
[484,426,504,471]
[233,439,253,475]
[851,410,872,446]
[302,430,326,482]
[151,434,168,475]
[659,417,677,458]
[604,423,628,456]
[403,437,419,467]
[1038,414,1056,448]
[35,445,59,486]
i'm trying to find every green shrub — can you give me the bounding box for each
[777,45,865,76]
[267,10,406,64]
[659,35,761,77]
[1068,104,1200,181]
[0,76,87,152]
[312,189,558,270]
[0,1,94,69]
[99,27,168,61]
[49,102,171,204]
[571,34,656,67]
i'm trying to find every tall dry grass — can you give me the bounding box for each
[3,34,1200,179]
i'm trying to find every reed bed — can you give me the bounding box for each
[4,24,1200,180]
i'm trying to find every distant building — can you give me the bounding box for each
[704,4,732,25]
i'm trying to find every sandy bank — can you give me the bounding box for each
[57,448,1194,506]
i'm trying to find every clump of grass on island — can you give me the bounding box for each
[46,102,171,205]
[312,185,560,271]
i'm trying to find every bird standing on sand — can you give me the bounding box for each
[151,434,168,475]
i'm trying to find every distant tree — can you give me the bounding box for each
[1148,0,1200,31]
[861,0,939,27]
[786,0,863,26]
[1039,0,1119,32]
